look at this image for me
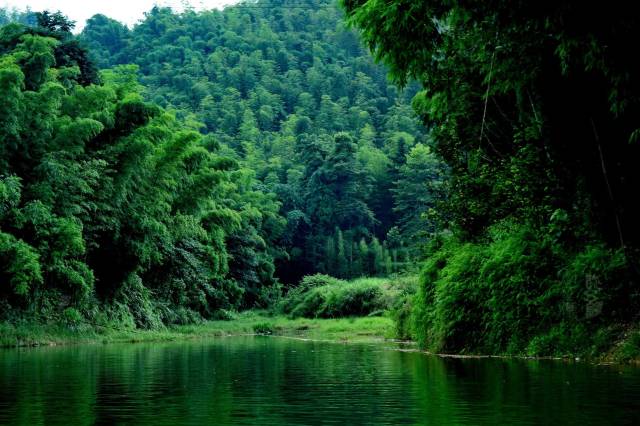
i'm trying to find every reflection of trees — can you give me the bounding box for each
[1,340,639,424]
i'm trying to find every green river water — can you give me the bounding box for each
[1,336,639,425]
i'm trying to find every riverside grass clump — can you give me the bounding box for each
[412,222,634,357]
[0,311,395,348]
[278,274,417,320]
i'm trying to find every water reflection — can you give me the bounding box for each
[1,337,639,425]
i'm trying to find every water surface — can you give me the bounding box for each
[1,336,639,425]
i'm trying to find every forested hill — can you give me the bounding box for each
[1,1,442,328]
[79,0,443,283]
[3,1,640,358]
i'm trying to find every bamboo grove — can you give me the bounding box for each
[2,1,640,357]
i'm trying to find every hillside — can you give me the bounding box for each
[79,0,441,284]
[1,1,440,328]
[2,0,639,359]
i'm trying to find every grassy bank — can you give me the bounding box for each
[4,269,637,364]
[1,274,412,349]
[2,312,639,364]
[0,312,396,348]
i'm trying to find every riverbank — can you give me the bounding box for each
[0,312,397,348]
[3,314,640,365]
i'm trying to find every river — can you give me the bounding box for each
[1,336,639,425]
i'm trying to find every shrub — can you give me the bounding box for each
[212,309,238,321]
[279,275,395,319]
[93,302,137,330]
[411,222,638,356]
[253,322,274,334]
[278,274,346,314]
[317,282,383,317]
[161,307,203,325]
[289,290,326,318]
[115,273,163,329]
[300,274,345,290]
[559,244,629,322]
[392,296,413,340]
[62,307,82,326]
[617,330,640,362]
[479,224,558,353]
[255,282,283,309]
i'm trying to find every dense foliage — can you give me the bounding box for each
[78,0,445,282]
[1,1,440,327]
[0,13,284,326]
[4,0,638,358]
[343,0,640,355]
[278,273,415,319]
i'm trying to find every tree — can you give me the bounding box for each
[323,132,375,231]
[78,0,425,282]
[357,238,369,276]
[342,0,640,354]
[35,10,75,33]
[0,19,284,325]
[324,234,336,274]
[393,143,447,254]
[370,236,384,275]
[335,228,348,278]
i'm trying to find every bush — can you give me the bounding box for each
[255,282,283,309]
[160,307,203,325]
[278,274,346,314]
[300,274,345,290]
[559,244,629,322]
[289,290,327,318]
[411,222,637,356]
[479,224,558,352]
[115,274,163,330]
[279,274,397,319]
[88,302,137,331]
[317,282,383,317]
[384,275,418,340]
[62,307,82,326]
[253,322,274,334]
[421,241,488,352]
[392,296,413,340]
[212,309,238,321]
[617,330,640,362]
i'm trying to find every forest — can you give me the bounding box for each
[1,0,640,358]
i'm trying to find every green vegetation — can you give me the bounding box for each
[1,1,438,332]
[0,312,394,348]
[412,229,629,357]
[77,0,443,282]
[0,10,282,327]
[0,273,407,347]
[2,0,640,362]
[616,330,640,362]
[278,273,416,319]
[342,0,640,358]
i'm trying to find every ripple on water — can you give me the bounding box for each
[1,336,639,425]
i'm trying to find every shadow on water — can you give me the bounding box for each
[1,336,639,425]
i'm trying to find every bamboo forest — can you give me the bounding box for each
[1,1,640,424]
